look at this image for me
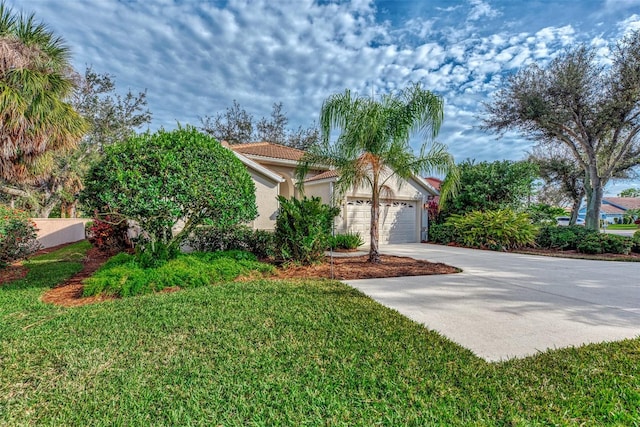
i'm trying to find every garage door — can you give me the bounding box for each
[345,198,417,244]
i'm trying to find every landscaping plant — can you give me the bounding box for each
[83,250,274,298]
[535,225,597,250]
[445,209,537,251]
[81,126,257,262]
[329,232,364,250]
[186,225,276,259]
[0,205,40,268]
[275,196,339,264]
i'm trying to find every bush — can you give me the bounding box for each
[445,209,537,251]
[576,233,633,255]
[86,215,130,252]
[428,222,456,244]
[0,206,41,268]
[632,230,640,253]
[329,232,364,250]
[81,127,257,260]
[83,251,274,298]
[535,225,597,250]
[576,234,603,254]
[186,226,276,259]
[275,196,339,264]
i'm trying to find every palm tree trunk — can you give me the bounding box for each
[369,173,381,263]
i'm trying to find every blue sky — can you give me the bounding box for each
[10,0,640,194]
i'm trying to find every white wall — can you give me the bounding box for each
[32,218,91,249]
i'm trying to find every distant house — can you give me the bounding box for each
[578,197,640,223]
[227,141,439,244]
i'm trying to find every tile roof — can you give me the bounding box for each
[305,170,338,182]
[603,197,640,210]
[230,142,305,161]
[600,204,626,214]
[424,177,442,191]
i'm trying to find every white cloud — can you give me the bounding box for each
[467,0,500,22]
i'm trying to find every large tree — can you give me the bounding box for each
[528,144,585,223]
[0,2,86,182]
[296,83,458,263]
[200,101,319,149]
[483,31,640,229]
[439,159,538,219]
[0,68,150,217]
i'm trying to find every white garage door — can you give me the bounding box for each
[345,198,417,244]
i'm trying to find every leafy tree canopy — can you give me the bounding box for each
[619,188,640,198]
[483,31,640,229]
[200,101,319,150]
[439,159,538,219]
[80,127,257,258]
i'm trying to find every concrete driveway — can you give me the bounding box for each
[345,243,640,362]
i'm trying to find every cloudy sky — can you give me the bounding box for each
[10,0,640,194]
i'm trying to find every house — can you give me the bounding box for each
[578,197,640,223]
[228,142,439,244]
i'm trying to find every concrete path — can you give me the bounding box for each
[345,244,640,362]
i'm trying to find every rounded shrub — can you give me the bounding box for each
[81,126,257,261]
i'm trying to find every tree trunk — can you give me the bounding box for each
[569,193,582,225]
[584,169,603,230]
[369,174,381,263]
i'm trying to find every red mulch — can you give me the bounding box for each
[0,264,28,285]
[41,247,117,307]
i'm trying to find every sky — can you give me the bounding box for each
[10,0,640,195]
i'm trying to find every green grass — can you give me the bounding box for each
[1,243,639,425]
[605,224,640,230]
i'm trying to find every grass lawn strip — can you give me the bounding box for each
[1,243,639,425]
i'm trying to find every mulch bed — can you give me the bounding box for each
[41,247,117,307]
[272,255,460,280]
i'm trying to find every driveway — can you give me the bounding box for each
[345,243,640,362]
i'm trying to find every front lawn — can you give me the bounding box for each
[1,243,639,425]
[605,223,639,230]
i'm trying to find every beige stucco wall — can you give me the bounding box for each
[250,171,280,230]
[32,218,91,249]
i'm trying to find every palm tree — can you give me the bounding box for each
[0,2,86,183]
[296,83,458,263]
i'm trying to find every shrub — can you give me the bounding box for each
[186,226,276,259]
[330,232,364,250]
[275,196,339,264]
[445,209,537,251]
[576,233,633,255]
[81,126,257,260]
[525,203,568,225]
[632,230,640,253]
[83,251,274,298]
[535,225,597,250]
[86,215,130,252]
[576,234,603,254]
[428,222,456,244]
[0,206,41,268]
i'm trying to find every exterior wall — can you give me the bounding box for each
[32,218,91,249]
[249,171,280,230]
